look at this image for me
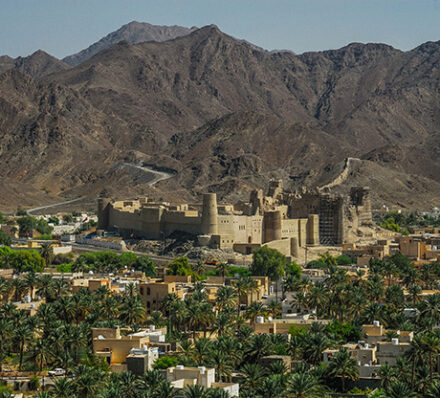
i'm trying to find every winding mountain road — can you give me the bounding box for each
[26,164,175,215]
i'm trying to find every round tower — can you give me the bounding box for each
[97,198,111,230]
[264,210,282,243]
[201,193,218,235]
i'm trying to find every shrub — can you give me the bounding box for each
[153,356,178,369]
[306,260,327,269]
[56,263,73,273]
[28,375,40,391]
[336,255,353,265]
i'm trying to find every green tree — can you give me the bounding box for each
[168,257,199,280]
[39,243,54,266]
[0,230,11,246]
[9,250,45,273]
[133,256,157,278]
[154,356,178,369]
[285,372,328,398]
[251,246,287,281]
[328,348,359,392]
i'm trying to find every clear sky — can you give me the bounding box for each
[1,0,440,59]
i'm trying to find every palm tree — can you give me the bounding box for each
[118,371,139,398]
[378,364,396,391]
[362,302,384,324]
[152,380,177,398]
[191,338,212,366]
[14,323,33,371]
[100,296,120,320]
[426,380,440,398]
[53,278,69,297]
[239,363,266,389]
[215,286,238,312]
[199,302,215,338]
[246,334,273,363]
[301,333,330,365]
[282,273,298,300]
[0,277,12,302]
[407,284,422,306]
[419,294,440,328]
[0,319,12,372]
[291,291,308,313]
[408,333,425,389]
[185,301,205,340]
[24,272,38,300]
[216,262,230,281]
[39,242,54,266]
[285,372,328,398]
[137,369,166,392]
[208,349,233,382]
[381,261,397,287]
[366,275,384,302]
[307,282,328,316]
[120,296,145,327]
[124,282,138,298]
[192,261,206,276]
[51,377,74,398]
[421,332,440,384]
[32,392,51,398]
[181,385,211,398]
[267,300,282,318]
[328,348,359,392]
[245,301,266,327]
[37,275,55,302]
[29,338,53,371]
[234,277,256,315]
[385,381,416,398]
[211,311,233,337]
[73,364,104,397]
[11,278,27,302]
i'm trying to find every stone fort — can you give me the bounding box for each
[97,181,372,257]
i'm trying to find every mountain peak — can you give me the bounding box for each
[63,21,196,66]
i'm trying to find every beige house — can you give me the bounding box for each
[139,281,185,314]
[92,327,166,370]
[167,366,239,397]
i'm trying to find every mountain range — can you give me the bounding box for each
[0,22,439,211]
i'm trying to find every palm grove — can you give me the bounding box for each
[1,244,440,397]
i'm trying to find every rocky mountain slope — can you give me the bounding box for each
[62,21,197,66]
[0,50,69,78]
[0,25,440,211]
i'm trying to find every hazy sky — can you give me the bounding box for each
[1,0,440,58]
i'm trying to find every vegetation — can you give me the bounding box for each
[374,211,440,233]
[71,251,157,276]
[0,247,45,272]
[2,246,440,396]
[168,256,200,280]
[0,230,11,246]
[251,246,288,281]
[17,216,53,236]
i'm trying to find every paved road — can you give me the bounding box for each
[26,197,84,215]
[25,164,175,216]
[121,163,175,186]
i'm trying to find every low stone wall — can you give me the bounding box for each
[76,237,125,251]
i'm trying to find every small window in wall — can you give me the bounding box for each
[147,287,151,295]
[140,287,144,295]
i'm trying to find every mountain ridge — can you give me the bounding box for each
[62,21,198,66]
[1,24,440,211]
